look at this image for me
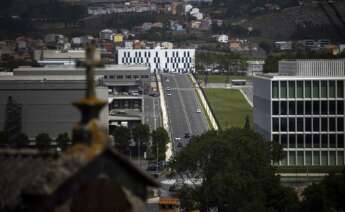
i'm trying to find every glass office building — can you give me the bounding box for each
[254,60,345,167]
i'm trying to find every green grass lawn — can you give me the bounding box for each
[196,74,250,83]
[205,89,253,129]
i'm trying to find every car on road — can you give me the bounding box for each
[177,142,183,148]
[166,93,172,96]
[184,133,190,139]
[165,79,170,82]
[165,87,171,91]
[149,92,160,97]
[175,137,181,142]
[196,108,201,113]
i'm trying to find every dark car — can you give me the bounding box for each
[184,133,190,139]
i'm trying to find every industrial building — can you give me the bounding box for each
[253,59,345,167]
[118,48,195,73]
[0,65,151,138]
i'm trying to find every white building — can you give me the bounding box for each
[118,48,195,73]
[253,59,345,167]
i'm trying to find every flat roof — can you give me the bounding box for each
[14,64,149,72]
[0,75,88,81]
[254,73,345,80]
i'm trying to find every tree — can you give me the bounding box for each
[170,129,298,212]
[35,133,51,149]
[301,171,345,212]
[56,132,71,150]
[151,127,170,161]
[132,124,150,156]
[13,133,29,148]
[111,126,131,154]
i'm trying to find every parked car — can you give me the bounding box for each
[196,108,201,113]
[184,133,190,139]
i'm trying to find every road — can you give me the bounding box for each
[144,95,161,131]
[161,74,209,152]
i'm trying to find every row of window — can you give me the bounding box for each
[272,100,344,115]
[272,80,344,99]
[273,134,344,148]
[279,151,345,166]
[104,75,149,80]
[272,117,344,132]
[121,57,192,64]
[122,51,192,58]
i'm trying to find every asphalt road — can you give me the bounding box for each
[161,74,209,152]
[144,95,161,131]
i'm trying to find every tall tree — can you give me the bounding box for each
[151,127,170,161]
[111,126,131,154]
[35,133,51,149]
[132,124,150,155]
[170,129,298,212]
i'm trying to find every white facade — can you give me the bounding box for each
[254,60,345,167]
[118,48,195,73]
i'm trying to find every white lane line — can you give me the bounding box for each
[173,75,192,135]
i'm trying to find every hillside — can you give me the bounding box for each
[241,2,345,41]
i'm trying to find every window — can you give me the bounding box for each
[281,118,287,132]
[338,152,344,165]
[313,118,320,131]
[273,118,279,132]
[305,81,311,98]
[297,81,303,98]
[313,81,320,98]
[116,75,123,79]
[329,118,336,132]
[297,134,303,148]
[313,101,320,114]
[330,151,336,165]
[297,101,304,115]
[337,101,344,114]
[313,151,320,165]
[289,118,295,131]
[329,135,336,148]
[297,151,304,165]
[321,151,328,165]
[288,101,295,115]
[305,101,312,114]
[289,151,296,166]
[321,101,328,115]
[133,75,139,79]
[337,134,344,148]
[321,134,328,148]
[126,75,132,79]
[329,81,335,98]
[305,134,312,148]
[288,81,295,98]
[321,81,328,98]
[313,134,320,148]
[329,101,335,115]
[280,81,287,98]
[273,101,279,115]
[297,118,303,132]
[306,151,312,165]
[281,101,287,115]
[337,81,344,98]
[281,134,287,148]
[305,118,312,131]
[289,134,296,148]
[321,118,328,131]
[338,117,344,132]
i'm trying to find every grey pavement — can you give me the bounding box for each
[161,74,209,152]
